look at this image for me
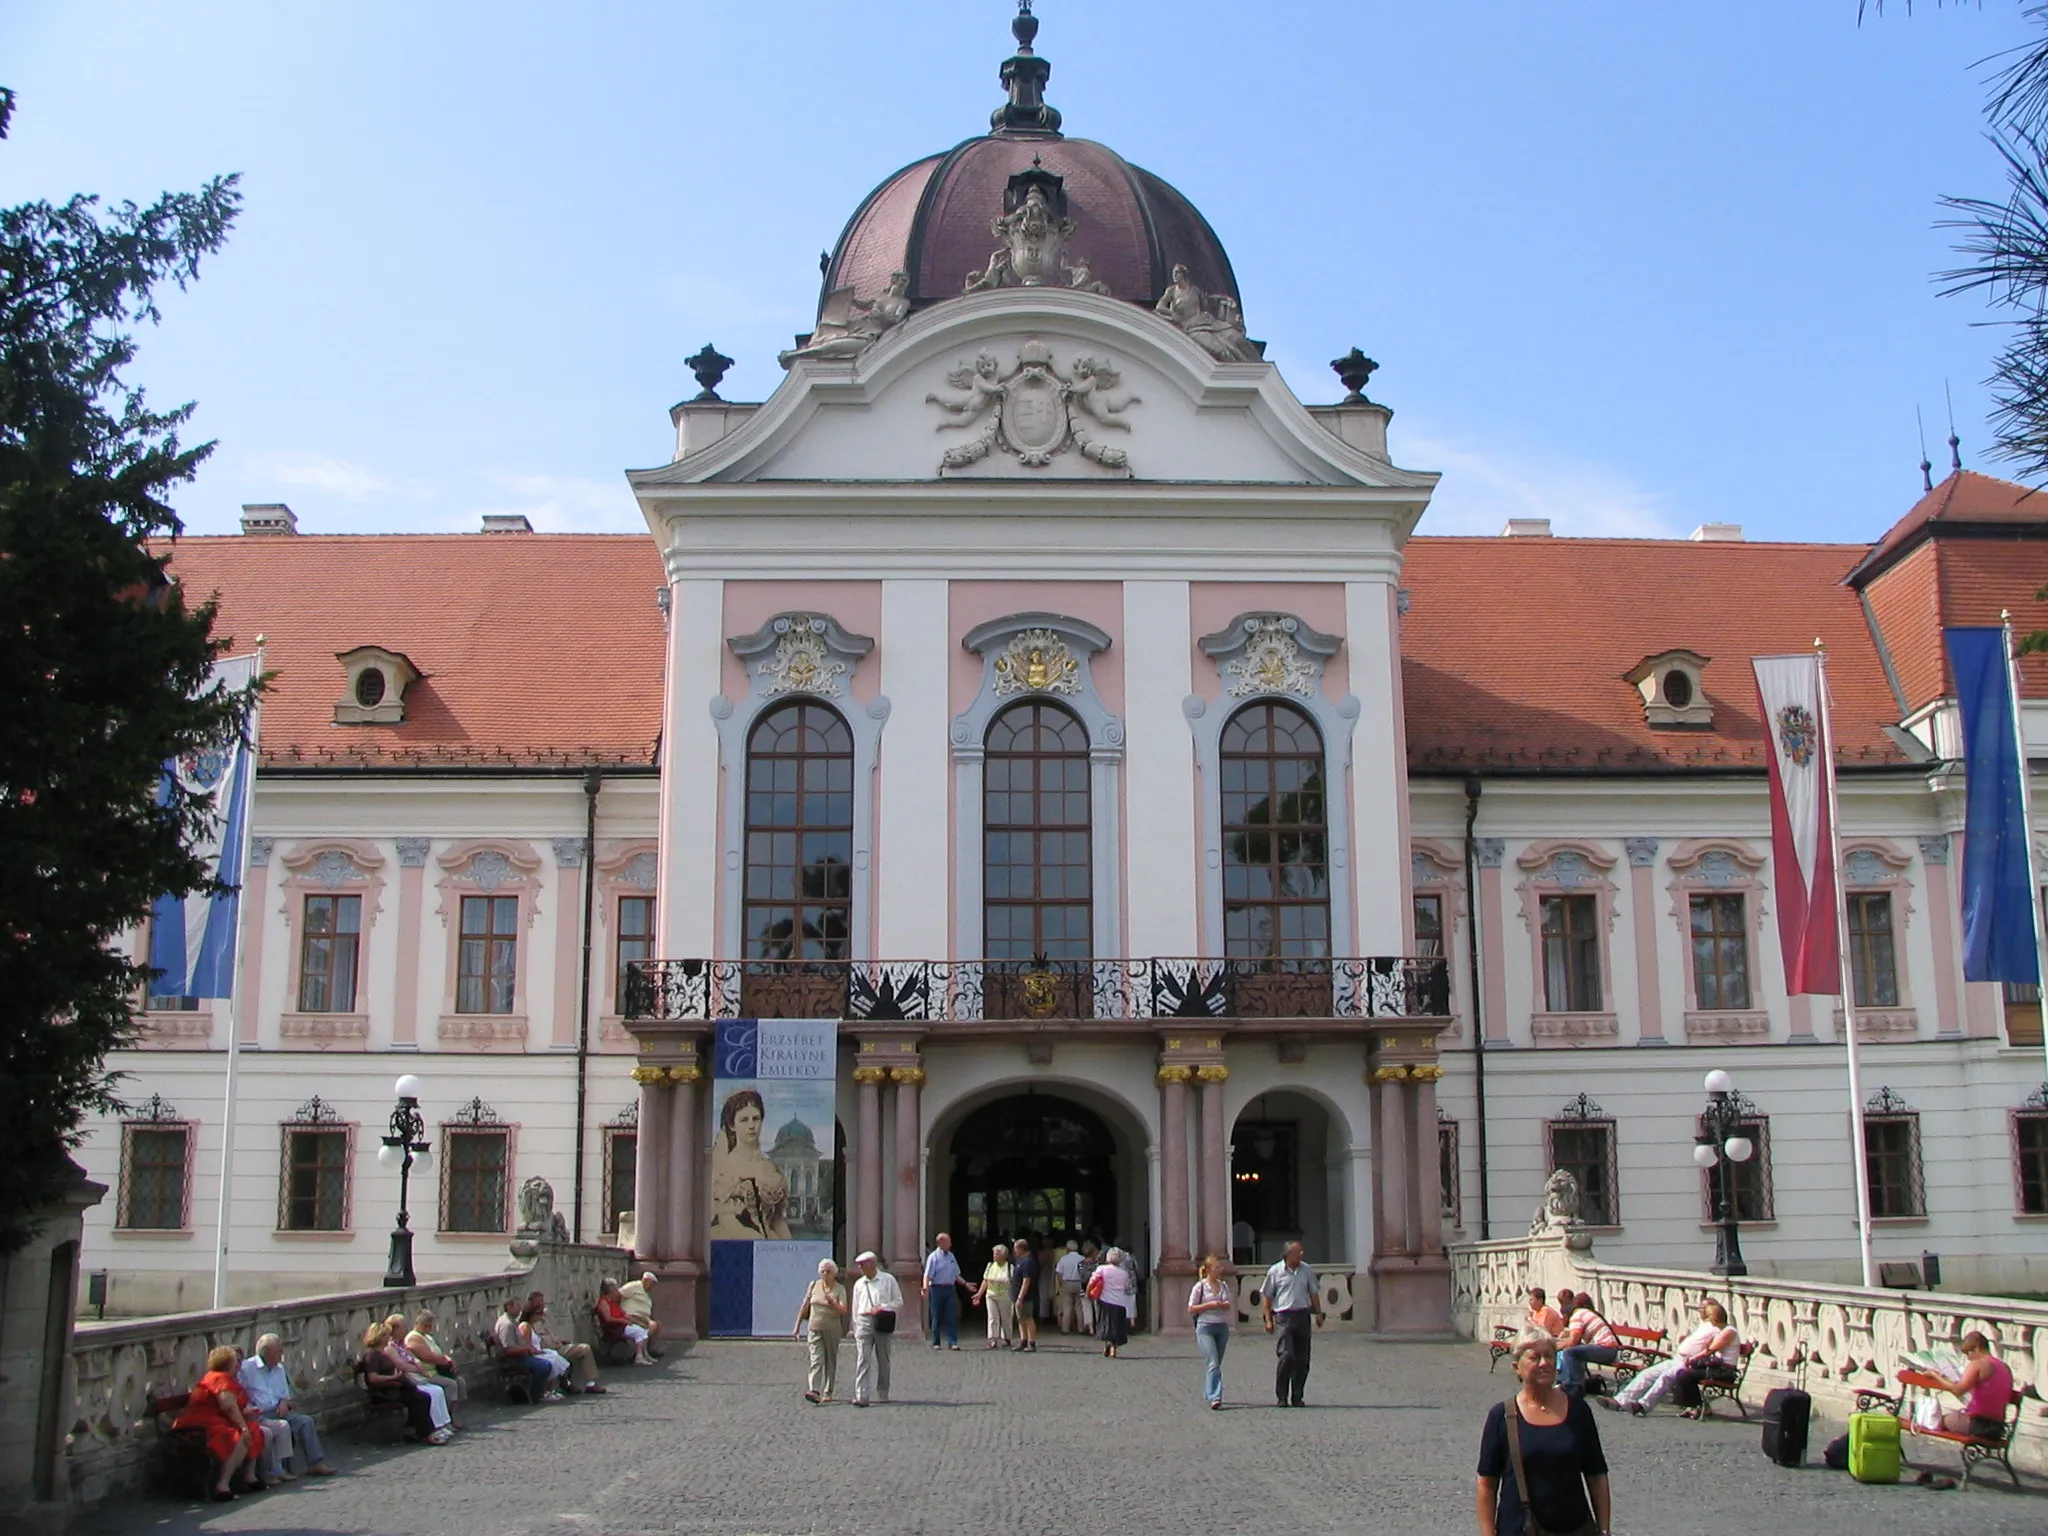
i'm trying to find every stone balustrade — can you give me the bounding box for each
[1450,1234,2048,1474]
[65,1240,628,1508]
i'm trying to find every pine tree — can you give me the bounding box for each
[0,87,248,1250]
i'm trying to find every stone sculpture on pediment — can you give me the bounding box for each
[926,339,1139,472]
[1155,263,1259,363]
[964,165,1079,292]
[777,271,911,368]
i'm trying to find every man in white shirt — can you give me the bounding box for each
[618,1271,664,1358]
[850,1250,904,1407]
[238,1334,336,1479]
[1054,1241,1086,1333]
[1260,1242,1325,1407]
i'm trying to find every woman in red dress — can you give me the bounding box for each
[173,1345,266,1499]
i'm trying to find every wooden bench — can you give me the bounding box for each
[352,1359,414,1439]
[1583,1324,1667,1396]
[1864,1369,2024,1488]
[147,1392,218,1500]
[1488,1324,1518,1372]
[593,1304,637,1368]
[1690,1340,1757,1420]
[485,1335,544,1402]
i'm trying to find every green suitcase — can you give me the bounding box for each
[1849,1411,1902,1484]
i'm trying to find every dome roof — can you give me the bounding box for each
[815,8,1239,327]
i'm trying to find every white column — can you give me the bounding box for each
[661,577,724,959]
[1345,580,1407,955]
[877,579,951,958]
[1122,581,1199,956]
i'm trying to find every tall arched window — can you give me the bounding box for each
[744,702,853,959]
[984,701,1091,959]
[1220,702,1330,957]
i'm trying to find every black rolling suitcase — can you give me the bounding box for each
[1761,1387,1811,1467]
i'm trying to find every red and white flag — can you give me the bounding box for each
[1752,654,1840,994]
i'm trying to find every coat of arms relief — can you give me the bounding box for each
[926,339,1139,472]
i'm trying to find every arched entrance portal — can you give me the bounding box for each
[948,1094,1118,1260]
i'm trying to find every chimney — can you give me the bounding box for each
[1501,518,1553,538]
[480,513,534,533]
[1689,522,1743,542]
[239,503,298,536]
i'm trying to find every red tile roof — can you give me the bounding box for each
[1399,537,1905,772]
[1847,469,2048,586]
[156,534,667,768]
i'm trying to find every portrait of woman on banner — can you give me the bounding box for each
[710,1088,792,1240]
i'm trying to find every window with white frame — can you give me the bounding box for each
[117,1094,193,1230]
[1688,893,1751,1010]
[603,1104,638,1237]
[615,894,654,1011]
[440,1098,511,1233]
[456,895,519,1014]
[1847,892,1900,1009]
[277,1096,351,1231]
[2013,1085,2048,1216]
[297,893,362,1012]
[1219,701,1330,959]
[1438,1112,1461,1225]
[1545,1095,1619,1226]
[1864,1086,1924,1220]
[1540,895,1602,1012]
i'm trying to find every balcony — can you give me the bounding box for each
[622,955,1450,1024]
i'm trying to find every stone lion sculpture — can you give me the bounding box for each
[1529,1168,1582,1236]
[516,1176,571,1243]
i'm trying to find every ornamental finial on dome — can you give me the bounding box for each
[993,1,1063,138]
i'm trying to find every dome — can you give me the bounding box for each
[815,8,1240,330]
[771,1116,820,1158]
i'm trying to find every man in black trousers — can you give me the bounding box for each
[1260,1242,1325,1406]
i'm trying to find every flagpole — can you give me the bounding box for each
[210,640,263,1311]
[1817,640,1877,1289]
[2000,614,2048,1087]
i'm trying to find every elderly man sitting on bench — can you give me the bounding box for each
[238,1334,337,1478]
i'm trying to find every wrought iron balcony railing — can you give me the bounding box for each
[622,955,1450,1024]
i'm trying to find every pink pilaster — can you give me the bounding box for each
[1627,843,1664,1043]
[635,1075,670,1259]
[391,843,428,1047]
[550,846,583,1048]
[237,857,271,1043]
[1155,1063,1196,1332]
[855,1068,885,1260]
[1922,838,1964,1038]
[1477,842,1509,1040]
[1196,1070,1229,1264]
[890,1068,923,1273]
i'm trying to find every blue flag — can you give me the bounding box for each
[1945,627,2041,984]
[148,655,260,999]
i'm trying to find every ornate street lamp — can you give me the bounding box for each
[378,1073,433,1288]
[1693,1069,1754,1277]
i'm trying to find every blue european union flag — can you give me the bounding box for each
[1946,626,2041,984]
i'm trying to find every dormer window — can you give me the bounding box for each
[335,646,420,726]
[1624,649,1712,728]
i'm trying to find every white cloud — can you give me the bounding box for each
[246,450,391,500]
[1401,433,1679,539]
[465,471,642,533]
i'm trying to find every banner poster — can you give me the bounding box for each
[708,1018,837,1337]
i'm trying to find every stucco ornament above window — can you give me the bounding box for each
[991,628,1082,697]
[1623,648,1713,728]
[726,613,875,705]
[1203,615,1339,699]
[926,339,1139,473]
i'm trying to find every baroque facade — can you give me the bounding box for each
[78,12,2048,1328]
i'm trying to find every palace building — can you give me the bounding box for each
[79,10,2048,1331]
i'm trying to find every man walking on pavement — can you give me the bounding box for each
[1054,1240,1085,1333]
[1261,1241,1324,1407]
[851,1251,903,1406]
[922,1231,964,1349]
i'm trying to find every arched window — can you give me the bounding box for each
[743,702,853,959]
[1220,702,1330,958]
[983,701,1091,959]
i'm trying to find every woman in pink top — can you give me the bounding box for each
[1937,1331,2016,1438]
[1555,1298,1620,1395]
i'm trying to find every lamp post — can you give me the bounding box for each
[1693,1069,1754,1278]
[379,1073,433,1288]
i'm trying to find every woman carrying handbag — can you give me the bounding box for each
[1475,1331,1612,1536]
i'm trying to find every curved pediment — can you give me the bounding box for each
[631,288,1438,492]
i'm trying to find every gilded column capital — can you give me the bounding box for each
[1194,1063,1230,1083]
[630,1065,671,1086]
[852,1066,889,1086]
[1407,1063,1444,1083]
[667,1064,703,1085]
[1156,1064,1193,1085]
[889,1066,926,1086]
[1369,1064,1410,1084]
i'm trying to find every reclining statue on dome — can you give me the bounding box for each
[777,271,912,368]
[1154,263,1259,363]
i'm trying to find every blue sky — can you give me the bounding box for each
[4,1,2042,543]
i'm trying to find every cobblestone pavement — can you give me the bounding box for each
[79,1331,2048,1535]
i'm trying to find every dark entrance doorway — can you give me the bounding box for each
[948,1094,1118,1263]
